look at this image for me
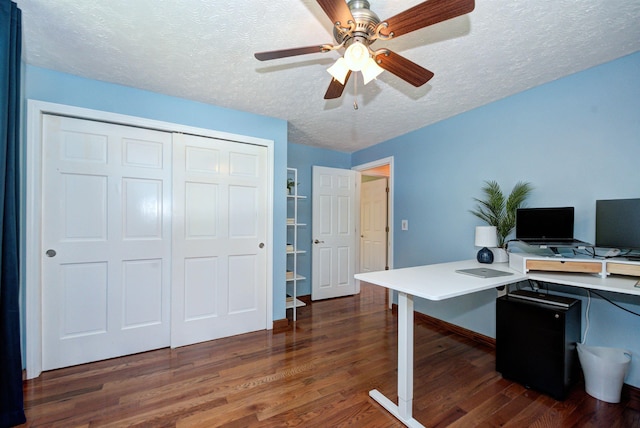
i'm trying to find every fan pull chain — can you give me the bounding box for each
[353,72,359,110]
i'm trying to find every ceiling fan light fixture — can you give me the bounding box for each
[255,0,476,100]
[328,40,382,86]
[327,57,350,84]
[343,41,369,71]
[361,57,384,84]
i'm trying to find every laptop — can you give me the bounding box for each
[455,268,513,278]
[515,207,590,247]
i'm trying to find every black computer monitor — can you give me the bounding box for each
[516,207,575,241]
[595,198,640,250]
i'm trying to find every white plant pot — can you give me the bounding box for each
[492,247,509,263]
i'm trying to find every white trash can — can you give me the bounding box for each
[577,343,632,403]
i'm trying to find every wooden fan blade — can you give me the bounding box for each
[324,71,352,99]
[379,0,475,38]
[255,45,329,61]
[375,51,434,87]
[316,0,355,27]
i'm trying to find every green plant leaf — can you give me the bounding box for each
[470,180,533,247]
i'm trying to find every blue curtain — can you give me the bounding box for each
[0,0,26,427]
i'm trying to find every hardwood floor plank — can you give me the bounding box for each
[501,393,560,427]
[20,283,639,427]
[445,391,513,427]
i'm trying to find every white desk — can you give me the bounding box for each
[355,258,640,427]
[354,260,527,428]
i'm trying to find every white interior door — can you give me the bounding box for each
[360,178,388,273]
[171,133,268,347]
[41,115,172,371]
[311,166,359,300]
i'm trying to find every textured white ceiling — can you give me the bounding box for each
[15,0,640,152]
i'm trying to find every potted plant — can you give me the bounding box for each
[470,180,533,261]
[286,178,297,195]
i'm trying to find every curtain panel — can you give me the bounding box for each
[0,0,26,426]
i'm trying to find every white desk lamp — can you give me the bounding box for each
[475,226,498,264]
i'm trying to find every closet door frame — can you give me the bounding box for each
[25,100,274,379]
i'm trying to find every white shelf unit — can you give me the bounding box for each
[286,167,307,321]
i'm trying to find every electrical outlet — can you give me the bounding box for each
[401,220,408,231]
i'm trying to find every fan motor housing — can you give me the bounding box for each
[333,0,380,47]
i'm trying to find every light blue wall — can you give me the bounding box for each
[351,51,640,387]
[25,49,640,388]
[287,142,351,296]
[24,65,290,323]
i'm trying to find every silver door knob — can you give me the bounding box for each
[258,242,265,248]
[45,249,57,258]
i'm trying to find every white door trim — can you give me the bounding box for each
[25,100,274,379]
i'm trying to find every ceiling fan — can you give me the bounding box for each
[254,0,475,100]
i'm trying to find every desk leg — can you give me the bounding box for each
[397,291,413,418]
[369,291,424,428]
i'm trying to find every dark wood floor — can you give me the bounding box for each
[21,284,640,427]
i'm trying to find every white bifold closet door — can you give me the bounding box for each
[41,115,268,371]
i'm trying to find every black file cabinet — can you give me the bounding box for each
[496,291,581,400]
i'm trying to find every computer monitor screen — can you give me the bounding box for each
[595,198,640,250]
[516,207,574,240]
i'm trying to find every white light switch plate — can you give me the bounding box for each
[401,220,408,230]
